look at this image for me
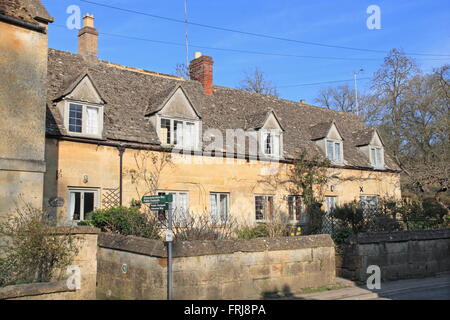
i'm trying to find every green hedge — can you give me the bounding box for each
[81,206,160,240]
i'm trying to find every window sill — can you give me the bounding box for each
[66,132,104,140]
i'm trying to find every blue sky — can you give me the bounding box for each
[42,0,450,104]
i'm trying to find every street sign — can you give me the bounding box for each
[142,194,173,204]
[150,203,169,211]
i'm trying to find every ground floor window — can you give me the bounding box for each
[68,188,99,221]
[287,195,304,223]
[325,196,338,214]
[210,193,229,223]
[255,195,274,221]
[360,195,379,216]
[157,191,189,222]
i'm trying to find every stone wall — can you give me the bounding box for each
[0,227,99,300]
[97,233,336,300]
[336,229,450,283]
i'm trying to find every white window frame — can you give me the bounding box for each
[326,139,344,164]
[157,116,200,151]
[64,100,104,139]
[255,195,274,221]
[157,190,190,222]
[261,130,282,158]
[67,187,100,222]
[370,146,384,169]
[210,193,230,224]
[287,195,305,223]
[325,196,338,214]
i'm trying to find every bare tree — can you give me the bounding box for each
[238,67,279,97]
[174,63,190,79]
[314,85,356,113]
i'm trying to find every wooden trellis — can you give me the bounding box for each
[102,188,120,209]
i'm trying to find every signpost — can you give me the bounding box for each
[142,194,174,300]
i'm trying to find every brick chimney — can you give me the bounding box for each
[189,52,214,96]
[78,14,98,57]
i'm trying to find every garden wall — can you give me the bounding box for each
[0,227,99,300]
[97,233,336,300]
[336,229,450,283]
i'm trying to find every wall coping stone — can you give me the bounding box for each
[350,229,450,245]
[98,233,334,258]
[0,280,73,300]
[52,226,100,235]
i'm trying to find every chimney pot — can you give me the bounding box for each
[194,52,203,59]
[189,54,214,96]
[78,14,98,58]
[300,99,306,104]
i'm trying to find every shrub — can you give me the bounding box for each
[331,227,354,245]
[303,202,327,235]
[235,223,270,239]
[0,205,79,287]
[172,213,236,241]
[84,206,160,240]
[331,202,366,233]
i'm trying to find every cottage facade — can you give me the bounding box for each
[1,2,401,226]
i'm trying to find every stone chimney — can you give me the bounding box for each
[189,52,214,96]
[78,14,98,57]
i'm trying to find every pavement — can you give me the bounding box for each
[291,274,450,300]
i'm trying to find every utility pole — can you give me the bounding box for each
[353,69,364,115]
[184,0,189,69]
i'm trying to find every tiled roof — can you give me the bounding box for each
[46,49,400,171]
[0,0,52,24]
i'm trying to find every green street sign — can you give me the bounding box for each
[150,203,169,211]
[142,194,173,204]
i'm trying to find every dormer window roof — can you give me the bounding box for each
[354,128,385,169]
[246,110,284,158]
[151,86,202,151]
[54,72,105,139]
[311,120,345,165]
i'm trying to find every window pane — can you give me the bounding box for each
[210,194,218,220]
[273,134,280,156]
[174,121,183,146]
[86,107,99,135]
[255,196,265,220]
[185,122,195,149]
[295,196,302,221]
[70,192,81,220]
[375,148,382,166]
[371,148,376,165]
[267,196,274,220]
[83,192,95,219]
[220,194,228,222]
[288,196,294,220]
[335,143,341,162]
[160,119,171,144]
[264,133,272,154]
[69,104,83,133]
[327,141,334,161]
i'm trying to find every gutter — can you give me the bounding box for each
[0,13,47,34]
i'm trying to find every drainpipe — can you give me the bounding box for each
[118,146,126,206]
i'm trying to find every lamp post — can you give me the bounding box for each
[353,69,364,115]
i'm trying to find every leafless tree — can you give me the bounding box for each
[238,67,279,97]
[174,63,190,79]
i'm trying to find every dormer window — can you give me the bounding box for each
[370,146,384,168]
[262,131,281,157]
[326,139,343,164]
[65,102,103,138]
[159,117,197,150]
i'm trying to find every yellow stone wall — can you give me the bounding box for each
[0,21,48,217]
[44,139,401,224]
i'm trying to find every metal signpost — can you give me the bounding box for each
[142,194,174,300]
